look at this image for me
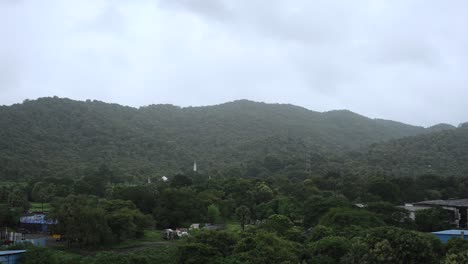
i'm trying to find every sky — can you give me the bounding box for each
[1,0,468,127]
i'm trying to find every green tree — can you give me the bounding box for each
[415,207,452,232]
[235,206,251,231]
[207,204,221,224]
[178,243,221,264]
[306,236,350,264]
[443,249,468,264]
[185,230,239,258]
[153,187,204,228]
[446,238,468,255]
[303,195,349,228]
[50,195,112,247]
[31,182,55,212]
[308,225,334,242]
[366,202,414,228]
[367,179,401,204]
[0,204,20,228]
[343,226,443,264]
[259,214,294,236]
[319,208,385,232]
[232,231,301,264]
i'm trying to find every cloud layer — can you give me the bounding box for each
[1,0,468,126]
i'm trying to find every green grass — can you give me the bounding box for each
[142,229,164,242]
[226,220,241,232]
[30,202,51,212]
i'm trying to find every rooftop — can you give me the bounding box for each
[20,214,57,225]
[414,199,468,207]
[0,250,27,256]
[432,230,468,235]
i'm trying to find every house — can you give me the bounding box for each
[0,250,26,264]
[432,230,468,244]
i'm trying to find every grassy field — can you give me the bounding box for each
[48,229,176,256]
[30,202,51,212]
[226,221,241,232]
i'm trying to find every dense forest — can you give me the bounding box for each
[2,97,468,263]
[0,97,461,181]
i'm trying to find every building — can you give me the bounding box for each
[19,214,57,233]
[0,250,26,264]
[397,204,431,220]
[432,230,468,244]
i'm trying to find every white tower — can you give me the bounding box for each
[193,161,197,172]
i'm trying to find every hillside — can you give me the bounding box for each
[0,97,441,180]
[347,124,468,177]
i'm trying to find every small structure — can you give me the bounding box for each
[19,214,57,233]
[398,204,431,220]
[161,229,188,240]
[0,250,26,264]
[432,230,468,244]
[189,223,200,230]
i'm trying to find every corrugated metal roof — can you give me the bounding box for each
[414,199,468,207]
[0,250,26,256]
[432,230,467,235]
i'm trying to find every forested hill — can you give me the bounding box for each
[348,123,468,177]
[0,97,444,180]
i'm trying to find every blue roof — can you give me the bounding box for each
[432,230,467,235]
[0,250,26,256]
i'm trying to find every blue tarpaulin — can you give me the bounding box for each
[19,214,56,225]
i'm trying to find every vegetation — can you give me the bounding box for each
[0,97,440,181]
[1,97,468,263]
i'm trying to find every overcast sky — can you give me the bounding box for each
[1,0,467,126]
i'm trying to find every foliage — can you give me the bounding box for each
[443,249,468,264]
[258,214,294,237]
[366,202,414,228]
[235,206,251,231]
[50,195,150,246]
[232,231,302,264]
[0,97,434,181]
[415,207,453,232]
[446,238,468,254]
[207,204,221,224]
[343,226,443,264]
[303,195,350,228]
[183,230,239,258]
[308,225,335,242]
[319,207,385,232]
[306,236,350,264]
[153,187,205,228]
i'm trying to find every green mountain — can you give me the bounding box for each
[0,97,447,180]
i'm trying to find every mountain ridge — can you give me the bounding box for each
[0,97,462,180]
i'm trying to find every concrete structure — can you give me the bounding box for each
[0,250,26,264]
[398,204,431,220]
[432,230,468,244]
